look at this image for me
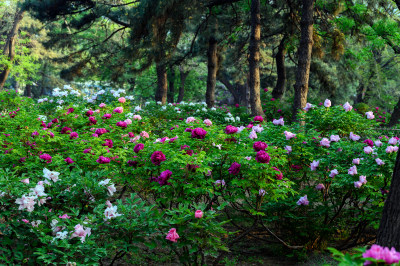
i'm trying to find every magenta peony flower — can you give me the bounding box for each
[116,121,128,128]
[157,170,172,185]
[70,132,79,139]
[273,167,283,180]
[254,116,263,122]
[39,154,52,163]
[191,128,207,139]
[151,151,166,165]
[364,139,374,147]
[225,125,238,134]
[113,107,123,113]
[195,210,203,218]
[166,228,180,242]
[363,244,400,265]
[228,162,241,175]
[255,150,271,164]
[133,143,144,153]
[96,156,111,164]
[86,110,94,116]
[64,157,74,164]
[89,116,97,124]
[103,113,112,119]
[95,128,107,135]
[61,127,72,134]
[253,141,268,152]
[103,139,113,148]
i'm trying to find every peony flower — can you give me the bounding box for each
[320,138,330,147]
[365,111,375,119]
[324,99,331,108]
[255,150,271,164]
[151,151,166,165]
[133,115,142,120]
[15,195,36,212]
[329,169,339,178]
[284,131,296,140]
[349,132,360,141]
[249,130,257,140]
[191,128,207,139]
[134,143,144,153]
[388,137,398,145]
[116,121,128,128]
[354,181,362,188]
[39,154,52,163]
[359,175,367,185]
[96,156,111,164]
[99,103,106,108]
[252,125,264,133]
[125,119,132,125]
[259,189,266,196]
[310,160,319,171]
[225,125,238,134]
[195,210,203,218]
[203,119,212,126]
[304,103,313,111]
[348,165,357,175]
[330,135,340,142]
[364,146,373,154]
[103,113,112,119]
[104,204,122,220]
[70,224,91,243]
[59,214,71,219]
[375,140,383,147]
[186,117,196,123]
[376,158,385,166]
[113,107,123,113]
[215,179,225,186]
[21,178,29,184]
[166,228,180,242]
[253,141,268,152]
[352,158,360,165]
[95,128,107,135]
[362,244,400,265]
[343,102,353,111]
[273,118,284,126]
[315,183,325,191]
[285,146,292,154]
[157,170,172,186]
[273,167,283,180]
[118,97,126,103]
[64,157,74,164]
[364,139,374,147]
[297,195,309,206]
[228,162,241,175]
[140,131,149,138]
[69,132,79,139]
[107,184,116,196]
[254,116,263,122]
[43,168,60,182]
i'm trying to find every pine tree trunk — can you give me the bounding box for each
[389,96,400,127]
[155,63,168,104]
[206,36,218,108]
[249,0,264,116]
[168,67,175,103]
[377,150,400,249]
[178,67,189,103]
[0,9,25,89]
[24,84,32,97]
[272,35,287,100]
[292,0,314,120]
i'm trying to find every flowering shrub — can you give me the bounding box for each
[0,92,398,264]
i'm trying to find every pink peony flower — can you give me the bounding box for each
[363,244,400,265]
[21,178,29,184]
[15,195,36,212]
[228,162,241,175]
[315,183,325,191]
[320,138,330,147]
[203,119,212,126]
[113,107,123,113]
[249,130,257,140]
[166,228,180,242]
[99,103,106,108]
[329,169,339,178]
[365,111,375,119]
[133,115,142,120]
[304,103,313,111]
[140,131,149,138]
[285,146,292,154]
[364,146,373,154]
[284,131,296,140]
[330,135,340,142]
[349,132,360,141]
[118,97,126,103]
[324,99,331,107]
[376,158,385,166]
[125,119,132,125]
[352,158,360,165]
[310,160,319,171]
[59,214,71,219]
[359,175,367,185]
[375,140,383,147]
[255,150,271,164]
[70,132,79,139]
[254,116,263,122]
[273,118,284,126]
[348,165,357,175]
[70,224,91,243]
[343,102,353,111]
[297,195,309,206]
[388,137,398,145]
[225,125,238,134]
[195,210,203,218]
[151,151,166,165]
[186,117,196,123]
[354,181,362,188]
[116,121,128,128]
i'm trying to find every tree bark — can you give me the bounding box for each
[168,67,175,103]
[249,0,264,116]
[155,63,168,104]
[178,67,189,103]
[272,35,287,100]
[377,150,400,249]
[292,0,314,120]
[24,84,32,97]
[206,36,218,108]
[389,96,400,127]
[0,9,25,89]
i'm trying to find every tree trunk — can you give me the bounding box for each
[206,36,218,108]
[389,96,400,127]
[128,78,135,93]
[24,84,32,97]
[377,150,400,249]
[292,0,314,120]
[272,35,287,100]
[155,63,168,104]
[219,77,240,104]
[0,9,25,89]
[248,0,264,116]
[178,67,189,103]
[168,67,175,103]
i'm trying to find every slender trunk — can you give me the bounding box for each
[219,77,240,104]
[377,150,400,249]
[292,0,314,120]
[168,67,175,103]
[0,9,25,89]
[24,84,32,97]
[178,67,189,103]
[128,78,135,93]
[354,82,366,104]
[249,0,264,116]
[389,96,400,127]
[206,36,218,108]
[155,63,168,104]
[272,35,287,100]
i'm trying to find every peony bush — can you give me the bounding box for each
[0,88,399,264]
